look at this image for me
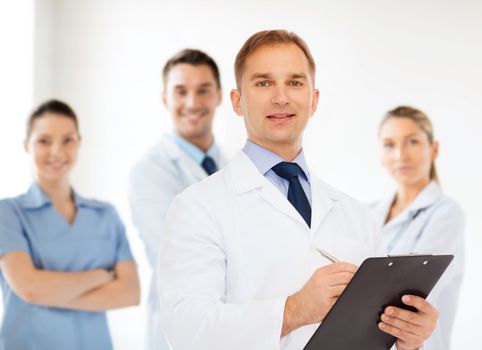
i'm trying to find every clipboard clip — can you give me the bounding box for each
[387,253,433,257]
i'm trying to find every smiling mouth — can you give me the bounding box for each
[185,112,205,117]
[396,166,413,172]
[267,113,295,119]
[182,112,208,124]
[46,162,68,169]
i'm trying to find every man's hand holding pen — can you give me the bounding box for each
[281,261,358,337]
[281,248,438,348]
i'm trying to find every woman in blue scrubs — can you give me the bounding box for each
[0,100,140,349]
[371,106,464,350]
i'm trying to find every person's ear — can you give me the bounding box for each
[24,141,29,154]
[230,89,243,117]
[162,91,168,108]
[432,140,439,161]
[310,89,320,117]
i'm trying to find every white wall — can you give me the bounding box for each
[2,0,480,348]
[0,0,34,332]
[0,0,34,197]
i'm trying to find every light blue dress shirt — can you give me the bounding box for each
[0,183,133,350]
[242,140,312,204]
[170,133,220,168]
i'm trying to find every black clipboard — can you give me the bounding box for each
[304,254,453,350]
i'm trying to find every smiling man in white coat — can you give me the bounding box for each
[128,49,227,349]
[157,31,439,350]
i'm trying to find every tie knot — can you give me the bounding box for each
[272,162,304,180]
[202,156,218,175]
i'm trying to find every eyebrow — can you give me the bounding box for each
[382,132,422,140]
[249,72,308,81]
[291,73,307,80]
[249,73,272,81]
[404,133,421,138]
[173,82,215,89]
[36,132,77,138]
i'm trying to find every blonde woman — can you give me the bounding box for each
[372,106,464,350]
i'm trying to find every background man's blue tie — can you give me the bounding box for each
[201,156,218,175]
[272,161,311,227]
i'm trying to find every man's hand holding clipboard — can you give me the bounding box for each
[300,253,450,350]
[281,249,448,350]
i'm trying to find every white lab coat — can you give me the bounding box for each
[371,181,465,350]
[157,151,386,350]
[129,134,227,350]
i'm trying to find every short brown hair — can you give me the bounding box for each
[380,106,439,183]
[162,49,221,89]
[234,30,316,89]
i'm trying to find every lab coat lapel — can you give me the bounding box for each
[406,181,442,214]
[230,151,308,227]
[177,154,207,183]
[372,194,395,227]
[310,178,339,234]
[259,180,308,226]
[382,181,442,230]
[161,135,207,183]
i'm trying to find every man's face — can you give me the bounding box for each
[231,43,319,153]
[163,63,222,143]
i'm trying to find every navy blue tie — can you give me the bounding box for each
[272,162,311,227]
[201,156,218,175]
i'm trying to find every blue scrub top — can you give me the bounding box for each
[0,183,134,350]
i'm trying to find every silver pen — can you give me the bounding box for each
[315,248,340,263]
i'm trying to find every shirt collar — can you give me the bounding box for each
[19,182,52,209]
[381,180,442,228]
[72,191,106,209]
[405,181,442,215]
[19,182,104,210]
[169,132,219,165]
[242,140,311,182]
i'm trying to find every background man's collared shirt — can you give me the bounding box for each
[170,132,220,166]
